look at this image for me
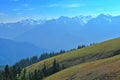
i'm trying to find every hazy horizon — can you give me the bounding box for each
[0,0,120,23]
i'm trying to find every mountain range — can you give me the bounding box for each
[14,14,120,51]
[0,14,120,65]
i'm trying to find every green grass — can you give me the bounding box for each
[25,37,120,74]
[44,54,120,80]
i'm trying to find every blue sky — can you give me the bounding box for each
[0,0,120,23]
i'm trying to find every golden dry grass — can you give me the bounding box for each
[44,54,120,80]
[26,37,120,74]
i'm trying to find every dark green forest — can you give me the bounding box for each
[0,59,64,80]
[0,45,86,80]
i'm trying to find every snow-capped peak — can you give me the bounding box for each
[18,19,45,25]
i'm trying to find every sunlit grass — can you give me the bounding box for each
[25,37,120,79]
[44,54,120,80]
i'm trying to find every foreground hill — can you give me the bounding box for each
[25,37,120,75]
[0,38,49,65]
[44,54,120,80]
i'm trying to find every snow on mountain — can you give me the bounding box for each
[0,14,120,51]
[18,19,46,25]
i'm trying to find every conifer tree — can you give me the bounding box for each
[42,62,47,77]
[4,65,10,80]
[52,59,60,74]
[21,69,26,80]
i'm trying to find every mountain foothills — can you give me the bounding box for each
[17,37,120,80]
[0,33,120,80]
[0,38,49,65]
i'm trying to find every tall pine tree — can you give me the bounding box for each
[4,65,10,80]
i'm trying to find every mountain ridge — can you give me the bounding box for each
[0,38,50,65]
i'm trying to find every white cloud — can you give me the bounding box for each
[12,8,35,12]
[42,3,85,8]
[47,4,58,7]
[0,13,7,16]
[0,14,29,23]
[23,4,29,7]
[65,4,84,8]
[16,13,24,15]
[13,8,20,11]
[10,0,19,2]
[27,8,35,10]
[0,13,10,23]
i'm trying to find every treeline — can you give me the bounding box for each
[0,44,96,80]
[21,59,65,80]
[14,50,66,69]
[0,59,65,80]
[0,65,21,80]
[14,44,91,69]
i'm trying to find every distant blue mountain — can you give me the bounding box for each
[80,14,120,42]
[15,17,84,51]
[0,19,45,39]
[14,14,120,51]
[0,38,49,65]
[0,14,120,64]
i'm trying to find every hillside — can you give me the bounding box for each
[25,37,120,75]
[44,54,120,80]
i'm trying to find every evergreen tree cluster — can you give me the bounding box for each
[14,44,89,69]
[0,65,21,80]
[0,44,91,80]
[77,45,86,49]
[14,50,66,69]
[27,59,65,80]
